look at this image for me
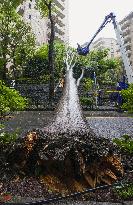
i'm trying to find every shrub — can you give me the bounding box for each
[121,84,133,113]
[0,80,27,116]
[114,183,133,199]
[83,78,94,93]
[0,129,20,144]
[80,97,93,108]
[113,135,133,154]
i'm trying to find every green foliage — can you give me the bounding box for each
[54,41,66,79]
[36,0,53,17]
[0,0,23,10]
[75,49,121,86]
[80,97,93,107]
[0,129,20,144]
[0,80,27,116]
[36,0,58,19]
[121,84,133,113]
[113,135,133,154]
[24,41,66,82]
[0,0,35,82]
[0,124,5,129]
[114,183,133,199]
[99,59,122,85]
[23,44,49,81]
[83,78,94,92]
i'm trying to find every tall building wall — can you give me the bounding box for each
[119,11,133,71]
[18,0,69,45]
[90,37,119,58]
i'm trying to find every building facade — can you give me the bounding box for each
[18,0,69,46]
[119,11,133,70]
[90,37,119,58]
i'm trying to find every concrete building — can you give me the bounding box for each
[119,11,133,70]
[18,0,69,46]
[91,37,119,58]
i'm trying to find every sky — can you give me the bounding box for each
[69,0,133,47]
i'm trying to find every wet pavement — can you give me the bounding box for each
[0,111,133,139]
[50,201,133,205]
[87,116,133,139]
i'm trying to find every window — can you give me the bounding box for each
[29,3,31,9]
[29,14,31,20]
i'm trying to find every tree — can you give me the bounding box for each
[23,44,49,82]
[74,49,121,87]
[36,0,56,101]
[99,62,123,86]
[0,0,35,83]
[23,41,66,84]
[54,41,66,79]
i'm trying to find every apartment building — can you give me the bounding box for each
[18,0,69,46]
[119,11,133,70]
[90,37,119,58]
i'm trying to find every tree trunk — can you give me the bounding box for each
[48,1,55,103]
[2,59,7,83]
[1,35,9,84]
[1,49,8,84]
[12,48,18,82]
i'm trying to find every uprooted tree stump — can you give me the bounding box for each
[0,52,124,194]
[0,128,123,193]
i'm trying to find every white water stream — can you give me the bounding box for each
[45,51,88,134]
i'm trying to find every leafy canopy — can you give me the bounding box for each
[36,0,55,17]
[74,49,121,85]
[23,41,66,82]
[0,0,35,81]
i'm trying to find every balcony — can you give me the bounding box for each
[47,26,65,38]
[125,42,131,51]
[56,18,65,27]
[54,9,65,19]
[51,15,65,27]
[122,28,130,37]
[55,35,64,43]
[55,26,65,36]
[47,32,64,42]
[47,18,65,29]
[127,50,131,58]
[124,36,131,45]
[53,0,65,11]
[121,21,130,30]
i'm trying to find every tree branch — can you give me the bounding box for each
[77,67,85,87]
[43,0,49,7]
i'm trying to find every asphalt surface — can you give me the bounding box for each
[0,111,133,139]
[87,116,133,139]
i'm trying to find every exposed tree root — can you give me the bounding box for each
[0,130,123,194]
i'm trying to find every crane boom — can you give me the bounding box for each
[77,12,133,83]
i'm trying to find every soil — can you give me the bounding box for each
[0,151,132,204]
[0,112,132,204]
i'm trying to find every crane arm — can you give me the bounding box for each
[77,13,114,56]
[77,12,133,83]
